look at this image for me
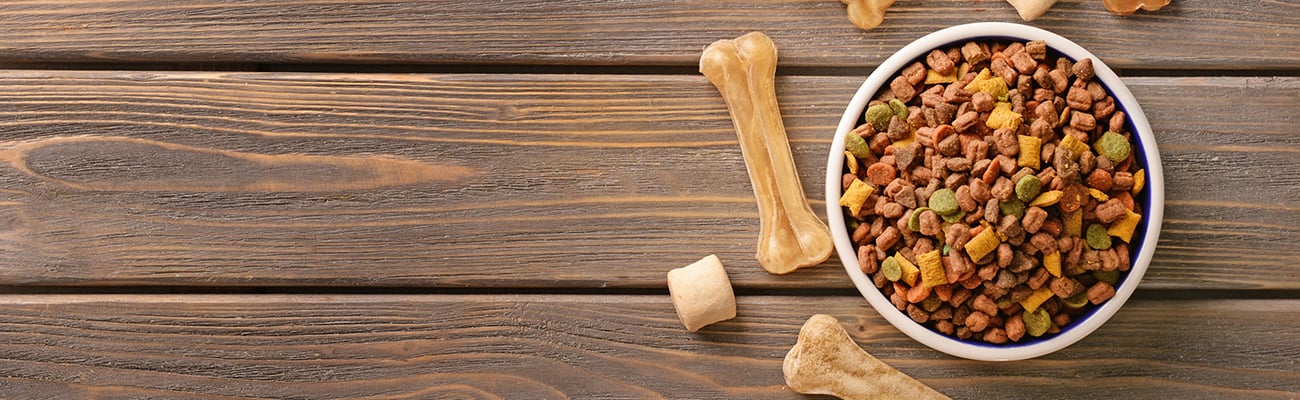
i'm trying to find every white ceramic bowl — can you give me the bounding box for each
[825,22,1163,361]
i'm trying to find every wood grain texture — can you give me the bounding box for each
[0,0,1295,69]
[0,295,1296,399]
[0,71,1295,288]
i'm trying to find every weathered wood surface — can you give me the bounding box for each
[0,1,1295,69]
[0,71,1295,289]
[0,295,1295,399]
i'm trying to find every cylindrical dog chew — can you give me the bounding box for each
[784,314,950,400]
[667,255,736,332]
[700,32,834,275]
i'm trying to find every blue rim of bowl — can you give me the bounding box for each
[824,22,1164,361]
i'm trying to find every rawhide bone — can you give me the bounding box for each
[784,314,950,400]
[700,32,834,275]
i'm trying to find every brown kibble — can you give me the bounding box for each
[907,304,930,323]
[891,76,917,103]
[965,311,991,332]
[1086,169,1113,192]
[1070,111,1096,131]
[858,244,879,273]
[1072,58,1095,81]
[972,91,995,113]
[996,243,1015,268]
[1047,69,1070,93]
[956,185,979,212]
[1022,206,1048,234]
[1087,281,1116,304]
[1005,314,1027,341]
[953,111,980,132]
[983,327,1009,344]
[1067,85,1093,111]
[962,41,990,65]
[902,61,927,86]
[1095,198,1127,223]
[1112,171,1135,192]
[875,226,901,249]
[866,162,897,186]
[926,49,956,75]
[1010,51,1037,74]
[919,210,942,236]
[1049,276,1083,299]
[1110,111,1128,133]
[1025,40,1047,60]
[991,57,1017,85]
[1094,96,1116,120]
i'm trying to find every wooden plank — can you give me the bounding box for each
[0,71,1295,288]
[0,294,1295,398]
[0,0,1294,69]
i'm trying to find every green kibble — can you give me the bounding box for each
[865,104,895,131]
[1000,197,1026,219]
[1094,131,1131,162]
[941,209,966,223]
[996,296,1015,309]
[929,188,959,216]
[1062,292,1089,309]
[922,294,943,312]
[908,207,931,232]
[882,256,902,282]
[844,131,873,159]
[1015,175,1042,202]
[1086,223,1113,250]
[888,98,909,120]
[1093,270,1120,286]
[1023,308,1052,337]
[942,244,951,256]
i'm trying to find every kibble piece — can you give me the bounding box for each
[1022,308,1051,337]
[1094,131,1132,162]
[928,188,960,216]
[1017,134,1042,168]
[865,103,896,132]
[1087,281,1116,305]
[839,178,876,216]
[882,256,903,281]
[926,49,956,75]
[961,41,990,65]
[1072,58,1095,81]
[1107,208,1143,243]
[1015,175,1043,202]
[1085,223,1112,250]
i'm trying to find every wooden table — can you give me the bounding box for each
[0,1,1296,398]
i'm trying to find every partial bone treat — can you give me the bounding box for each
[840,0,896,30]
[784,314,950,400]
[1006,0,1058,21]
[1102,0,1170,15]
[700,32,834,275]
[667,255,736,332]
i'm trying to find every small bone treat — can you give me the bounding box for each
[1102,0,1170,15]
[840,0,896,30]
[784,314,950,400]
[667,255,736,332]
[701,32,834,275]
[1006,0,1058,21]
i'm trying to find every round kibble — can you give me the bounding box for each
[1014,175,1042,202]
[1086,223,1112,250]
[1095,131,1131,162]
[845,132,872,159]
[882,256,902,282]
[929,188,960,216]
[865,103,895,131]
[1023,308,1051,337]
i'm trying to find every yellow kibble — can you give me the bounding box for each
[1017,135,1042,169]
[1108,208,1143,243]
[917,250,947,289]
[964,68,1009,99]
[1029,190,1063,207]
[896,253,920,286]
[1064,209,1083,237]
[838,179,875,216]
[844,151,860,176]
[965,226,1002,262]
[958,63,971,80]
[1043,251,1062,277]
[1059,133,1090,156]
[891,133,916,149]
[1019,287,1056,312]
[1088,188,1110,202]
[1132,169,1146,195]
[924,68,958,84]
[986,102,1023,130]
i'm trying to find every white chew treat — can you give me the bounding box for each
[667,255,736,332]
[1006,0,1058,21]
[784,314,950,400]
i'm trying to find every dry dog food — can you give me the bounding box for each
[838,39,1146,344]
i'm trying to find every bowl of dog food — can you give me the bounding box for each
[825,22,1163,361]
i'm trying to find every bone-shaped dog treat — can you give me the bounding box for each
[784,314,950,400]
[1006,0,1058,21]
[700,32,834,275]
[840,0,896,30]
